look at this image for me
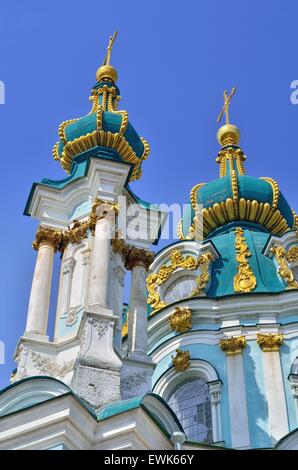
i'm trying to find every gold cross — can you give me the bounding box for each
[217,87,236,125]
[103,31,118,66]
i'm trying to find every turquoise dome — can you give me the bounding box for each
[179,144,297,240]
[53,79,149,181]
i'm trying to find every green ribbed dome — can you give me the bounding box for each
[179,143,297,240]
[53,76,149,181]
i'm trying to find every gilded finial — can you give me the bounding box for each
[217,86,240,147]
[96,31,119,83]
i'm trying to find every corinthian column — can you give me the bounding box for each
[85,199,118,313]
[124,246,154,361]
[25,226,62,338]
[257,333,289,443]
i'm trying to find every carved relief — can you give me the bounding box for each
[147,249,214,314]
[234,227,257,293]
[121,371,149,393]
[257,333,284,352]
[172,349,190,372]
[30,352,75,378]
[33,226,63,252]
[169,307,192,333]
[271,245,298,289]
[220,335,246,355]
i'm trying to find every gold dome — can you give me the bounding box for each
[217,124,240,147]
[96,64,118,83]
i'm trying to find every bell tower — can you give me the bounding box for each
[13,34,166,409]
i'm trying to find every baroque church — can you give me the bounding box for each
[1,33,298,450]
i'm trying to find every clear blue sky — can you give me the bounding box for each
[1,0,298,388]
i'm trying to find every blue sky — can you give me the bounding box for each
[1,0,298,388]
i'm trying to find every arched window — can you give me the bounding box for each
[168,378,212,443]
[153,359,222,443]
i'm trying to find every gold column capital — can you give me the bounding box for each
[257,333,284,352]
[169,307,192,334]
[172,349,190,372]
[220,335,246,355]
[123,245,154,271]
[33,226,63,252]
[89,198,119,234]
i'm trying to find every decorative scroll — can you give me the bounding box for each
[233,227,257,293]
[271,245,298,289]
[146,249,213,314]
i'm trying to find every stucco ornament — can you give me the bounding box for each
[169,307,192,333]
[257,333,284,352]
[220,335,246,355]
[271,245,298,289]
[233,227,257,293]
[172,349,190,372]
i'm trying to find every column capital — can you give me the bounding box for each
[33,226,63,252]
[123,245,154,271]
[257,333,284,352]
[89,198,119,234]
[63,219,89,247]
[220,335,246,355]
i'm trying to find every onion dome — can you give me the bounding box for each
[178,89,298,240]
[52,32,149,181]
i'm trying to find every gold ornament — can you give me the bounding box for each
[260,177,279,211]
[64,219,89,246]
[123,245,154,271]
[33,226,63,252]
[169,307,192,333]
[233,227,257,293]
[191,252,213,296]
[147,249,214,313]
[122,317,128,337]
[88,198,119,234]
[257,333,284,352]
[146,273,167,312]
[172,349,190,372]
[178,197,290,241]
[271,245,298,289]
[220,336,246,355]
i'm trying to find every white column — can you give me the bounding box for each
[208,380,222,443]
[289,376,298,422]
[86,202,116,312]
[125,247,154,361]
[262,351,289,442]
[226,354,250,448]
[25,226,60,337]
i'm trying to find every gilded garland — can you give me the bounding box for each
[233,227,257,293]
[271,245,298,289]
[147,249,214,313]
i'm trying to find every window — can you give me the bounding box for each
[168,378,212,443]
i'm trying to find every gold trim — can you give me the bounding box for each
[169,307,192,333]
[191,252,213,296]
[233,227,257,293]
[147,249,214,314]
[271,245,298,289]
[172,349,190,372]
[220,336,246,355]
[257,333,283,352]
[259,177,279,211]
[122,317,128,337]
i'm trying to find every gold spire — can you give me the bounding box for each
[96,31,119,83]
[216,86,240,147]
